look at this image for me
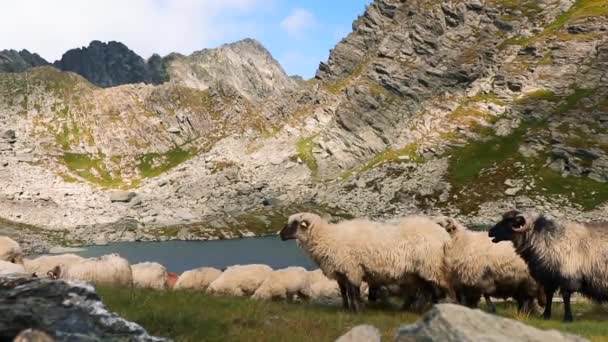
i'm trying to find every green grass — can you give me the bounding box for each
[97,287,608,342]
[295,136,319,176]
[515,89,560,104]
[137,147,195,179]
[62,153,126,188]
[340,144,421,180]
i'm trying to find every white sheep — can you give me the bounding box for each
[207,264,273,297]
[23,254,84,278]
[281,213,451,311]
[0,259,27,276]
[60,254,133,287]
[252,266,309,301]
[174,267,222,291]
[299,269,340,302]
[0,236,23,264]
[438,216,542,313]
[131,262,168,290]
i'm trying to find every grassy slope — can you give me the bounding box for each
[99,287,608,342]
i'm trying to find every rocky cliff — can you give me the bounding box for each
[0,0,607,248]
[0,49,48,73]
[54,40,166,88]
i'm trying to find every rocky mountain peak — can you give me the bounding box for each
[53,40,165,88]
[167,38,298,100]
[0,49,49,73]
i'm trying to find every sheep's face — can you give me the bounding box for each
[488,210,527,243]
[10,254,23,265]
[281,213,317,242]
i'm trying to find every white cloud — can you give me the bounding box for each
[280,8,317,37]
[0,0,274,62]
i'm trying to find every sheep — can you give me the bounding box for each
[300,269,340,302]
[438,216,543,313]
[252,266,309,301]
[22,254,84,278]
[167,272,179,289]
[60,254,133,287]
[0,236,23,264]
[174,267,222,291]
[280,213,451,312]
[131,262,168,290]
[488,210,608,322]
[0,259,27,276]
[207,264,273,297]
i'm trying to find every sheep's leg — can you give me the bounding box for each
[542,287,555,320]
[347,282,363,312]
[337,278,350,310]
[562,290,573,322]
[484,294,496,313]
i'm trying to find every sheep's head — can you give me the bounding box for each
[489,210,535,243]
[281,213,322,242]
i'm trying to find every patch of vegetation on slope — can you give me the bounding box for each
[295,136,319,176]
[62,153,130,189]
[340,144,421,180]
[444,86,607,214]
[137,147,196,179]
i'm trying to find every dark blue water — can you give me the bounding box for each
[74,236,316,273]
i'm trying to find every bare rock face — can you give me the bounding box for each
[166,38,298,100]
[54,40,164,88]
[0,276,168,341]
[396,304,588,342]
[0,49,48,73]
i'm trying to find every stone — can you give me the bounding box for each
[167,126,181,134]
[1,129,16,142]
[109,190,136,203]
[0,277,168,341]
[396,304,588,342]
[505,187,521,196]
[335,325,381,342]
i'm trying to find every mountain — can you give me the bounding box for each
[53,40,166,88]
[0,0,607,248]
[0,49,49,72]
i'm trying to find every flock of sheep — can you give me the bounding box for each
[0,238,342,303]
[280,210,608,322]
[1,208,607,323]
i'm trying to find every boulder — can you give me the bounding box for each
[0,276,168,341]
[335,325,381,342]
[395,304,588,342]
[109,190,136,203]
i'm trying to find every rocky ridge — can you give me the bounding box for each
[0,0,608,247]
[0,49,48,73]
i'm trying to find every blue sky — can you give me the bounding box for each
[0,0,371,79]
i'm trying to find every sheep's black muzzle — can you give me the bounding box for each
[280,222,297,241]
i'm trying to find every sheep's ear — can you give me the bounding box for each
[300,220,309,229]
[514,215,526,228]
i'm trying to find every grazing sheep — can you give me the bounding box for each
[0,236,23,264]
[207,264,273,297]
[174,267,222,291]
[23,254,84,278]
[489,210,608,322]
[252,266,309,301]
[0,259,27,276]
[131,262,168,290]
[60,254,133,287]
[167,272,179,289]
[438,217,542,313]
[300,269,340,302]
[281,213,451,312]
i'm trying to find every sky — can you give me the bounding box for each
[0,0,371,79]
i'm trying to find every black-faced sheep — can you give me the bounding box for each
[207,264,273,297]
[252,266,309,301]
[174,267,222,291]
[23,254,84,278]
[489,210,608,322]
[131,262,169,290]
[280,213,451,312]
[59,254,133,287]
[438,217,543,313]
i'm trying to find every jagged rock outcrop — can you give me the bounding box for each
[0,50,48,73]
[396,304,587,342]
[54,40,166,88]
[0,276,168,341]
[166,39,298,100]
